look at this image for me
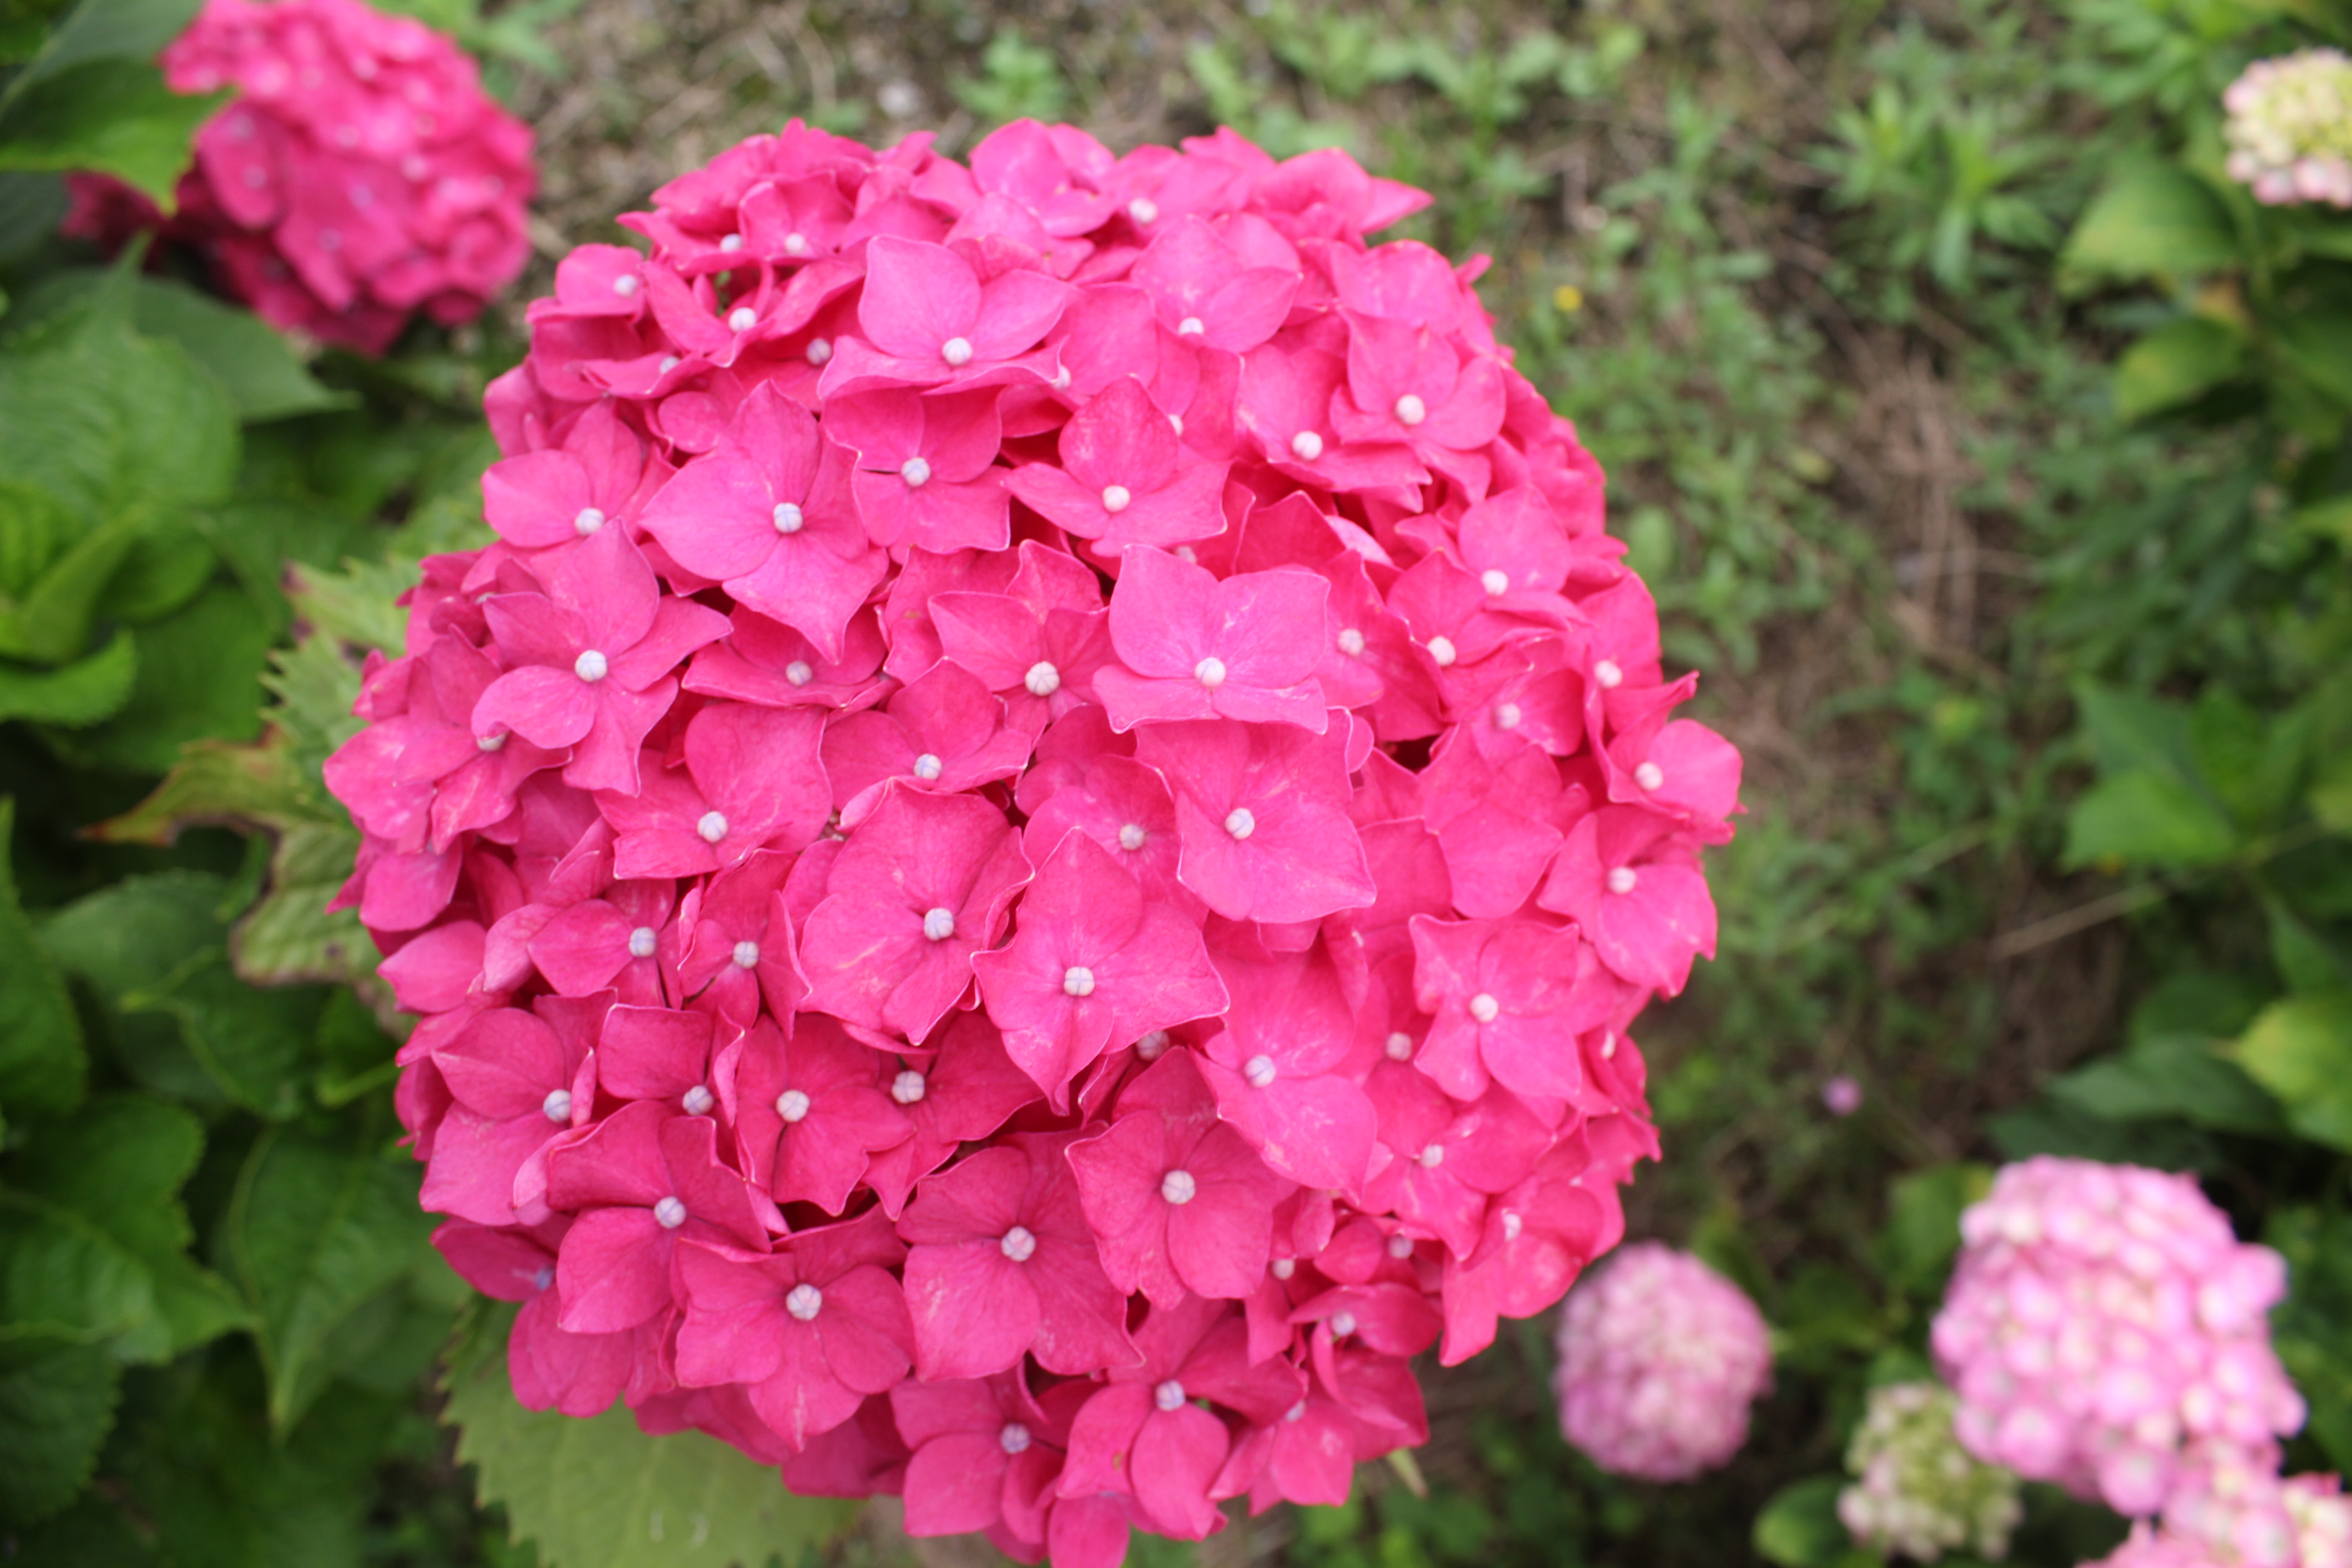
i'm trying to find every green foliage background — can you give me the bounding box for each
[1,0,2350,1565]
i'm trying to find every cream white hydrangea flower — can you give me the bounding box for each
[2225,49,2352,207]
[1839,1381,2024,1562]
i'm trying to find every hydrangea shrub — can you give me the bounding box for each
[327,116,1742,1562]
[1552,1241,1771,1481]
[64,0,535,353]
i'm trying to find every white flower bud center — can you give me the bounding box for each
[1194,656,1227,689]
[1135,1029,1170,1060]
[1594,657,1624,688]
[1329,1310,1357,1338]
[731,940,760,968]
[784,1283,823,1322]
[1426,635,1457,667]
[922,906,957,942]
[542,1088,572,1122]
[1338,627,1365,657]
[941,336,974,366]
[1000,1225,1038,1262]
[628,926,658,959]
[1602,1031,1619,1060]
[912,752,944,781]
[1154,1379,1188,1412]
[773,502,804,534]
[1635,761,1665,791]
[683,1083,715,1116]
[1389,1232,1418,1256]
[659,355,682,372]
[1285,1400,1308,1422]
[696,811,728,844]
[729,306,758,332]
[1501,1209,1524,1241]
[783,232,808,255]
[1244,1054,1277,1088]
[1118,822,1147,852]
[774,1088,813,1123]
[1224,807,1256,840]
[805,337,833,365]
[1607,866,1639,896]
[574,649,609,682]
[573,506,606,536]
[1417,1144,1445,1169]
[477,731,508,752]
[1271,1257,1296,1280]
[1000,1421,1032,1454]
[1024,661,1060,697]
[891,1069,926,1105]
[900,456,932,487]
[653,1195,686,1228]
[1494,702,1523,730]
[1176,316,1205,337]
[612,274,640,297]
[1289,430,1324,461]
[1160,1169,1196,1205]
[1481,568,1511,597]
[720,233,744,252]
[1062,965,1096,998]
[1385,1031,1414,1061]
[1128,197,1158,224]
[1394,393,1427,426]
[1101,484,1132,513]
[785,660,815,687]
[1469,992,1500,1023]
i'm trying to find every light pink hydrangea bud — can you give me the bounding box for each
[62,0,535,353]
[1934,1158,2307,1519]
[1552,1242,1772,1480]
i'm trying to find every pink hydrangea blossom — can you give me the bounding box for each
[1932,1158,2308,1519]
[1552,1242,1772,1481]
[329,114,1744,1567]
[63,0,535,354]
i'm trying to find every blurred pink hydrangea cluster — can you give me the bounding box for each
[1551,1242,1772,1480]
[2224,49,2352,208]
[1935,1159,2337,1567]
[326,115,1741,1565]
[64,0,534,354]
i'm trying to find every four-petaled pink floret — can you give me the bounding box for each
[343,113,1743,1566]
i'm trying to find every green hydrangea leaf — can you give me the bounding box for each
[88,728,324,844]
[77,583,276,775]
[0,796,85,1116]
[122,276,352,423]
[2060,162,2240,286]
[443,1303,861,1568]
[0,630,135,726]
[219,1126,435,1433]
[0,1200,158,1355]
[1754,1475,1857,1568]
[0,60,224,207]
[229,818,386,1015]
[2230,992,2352,1152]
[2113,317,2248,422]
[0,1332,122,1524]
[2061,770,2239,870]
[6,1094,249,1353]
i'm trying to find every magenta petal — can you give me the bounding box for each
[554,1205,673,1333]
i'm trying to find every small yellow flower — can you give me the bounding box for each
[1552,284,1584,314]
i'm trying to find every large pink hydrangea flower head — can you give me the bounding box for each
[335,115,1744,1565]
[61,0,535,354]
[1550,1241,1771,1481]
[1931,1157,2308,1521]
[2080,1466,2352,1568]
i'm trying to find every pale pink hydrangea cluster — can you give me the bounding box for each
[324,118,1742,1565]
[63,0,534,353]
[2224,49,2352,208]
[1933,1159,2308,1524]
[1551,1242,1771,1480]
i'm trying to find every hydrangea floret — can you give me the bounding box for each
[1932,1158,2307,1521]
[1838,1380,2023,1562]
[331,116,1744,1565]
[2224,49,2352,207]
[2082,1468,2352,1568]
[63,0,534,353]
[1551,1241,1771,1481]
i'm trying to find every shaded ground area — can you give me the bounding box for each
[485,2,2143,1561]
